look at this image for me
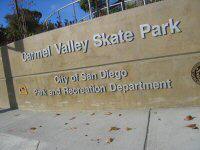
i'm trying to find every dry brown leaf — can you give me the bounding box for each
[90,113,95,116]
[126,127,132,131]
[105,112,112,115]
[109,126,120,132]
[91,137,101,142]
[69,117,76,120]
[185,124,199,129]
[30,127,37,131]
[30,127,37,132]
[96,138,101,143]
[186,124,196,128]
[106,138,114,144]
[67,127,77,130]
[184,115,195,121]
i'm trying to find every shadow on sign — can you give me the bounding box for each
[0,40,26,110]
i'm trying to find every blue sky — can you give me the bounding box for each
[0,0,91,26]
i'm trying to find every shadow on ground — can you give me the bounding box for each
[0,108,14,114]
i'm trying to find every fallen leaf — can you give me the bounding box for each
[185,124,199,129]
[96,137,101,144]
[67,127,77,130]
[105,112,112,115]
[109,126,120,132]
[90,113,95,116]
[91,137,101,142]
[69,117,76,120]
[30,127,37,133]
[193,127,199,129]
[184,115,195,121]
[186,124,196,128]
[106,138,114,144]
[30,127,37,131]
[126,127,132,131]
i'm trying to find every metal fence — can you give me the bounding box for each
[44,0,162,29]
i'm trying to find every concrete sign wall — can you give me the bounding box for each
[0,0,199,111]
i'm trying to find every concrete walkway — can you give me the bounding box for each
[0,107,199,150]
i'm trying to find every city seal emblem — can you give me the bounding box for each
[19,85,28,95]
[191,62,200,85]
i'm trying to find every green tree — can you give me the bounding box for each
[8,0,35,38]
[45,21,56,31]
[0,25,8,46]
[5,8,44,41]
[79,0,106,17]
